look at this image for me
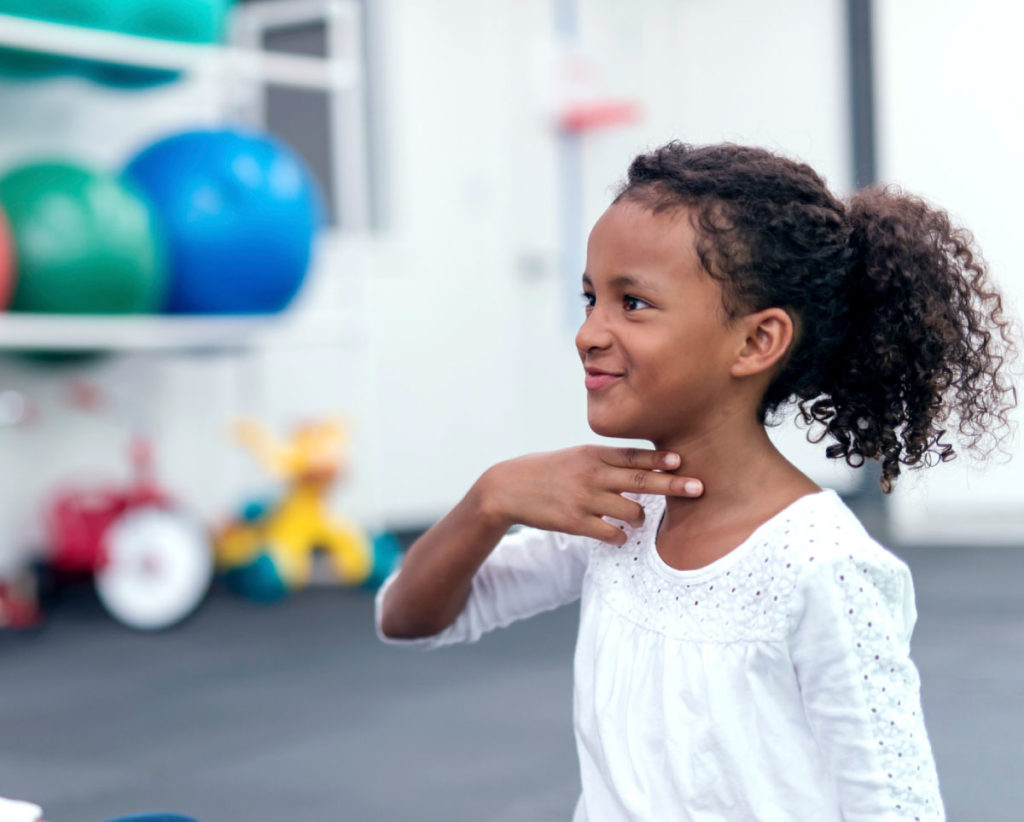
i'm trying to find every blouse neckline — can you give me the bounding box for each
[644,489,838,584]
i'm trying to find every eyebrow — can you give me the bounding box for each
[582,273,659,291]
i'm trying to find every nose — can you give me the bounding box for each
[575,305,614,358]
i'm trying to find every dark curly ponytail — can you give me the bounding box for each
[615,142,1018,491]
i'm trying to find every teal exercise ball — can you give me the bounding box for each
[86,0,235,88]
[0,48,74,80]
[0,0,234,87]
[0,0,230,39]
[0,0,101,25]
[122,128,323,314]
[105,0,234,43]
[0,162,167,313]
[0,0,98,80]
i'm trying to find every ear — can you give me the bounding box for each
[729,308,795,378]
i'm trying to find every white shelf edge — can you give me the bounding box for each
[0,11,357,90]
[0,313,364,352]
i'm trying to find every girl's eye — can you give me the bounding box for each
[624,295,652,311]
[580,291,596,309]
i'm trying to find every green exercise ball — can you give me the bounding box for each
[0,162,167,313]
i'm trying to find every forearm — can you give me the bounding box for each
[378,471,511,639]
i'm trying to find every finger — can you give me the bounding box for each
[595,493,646,529]
[585,517,630,546]
[563,511,629,546]
[600,447,681,471]
[609,467,703,497]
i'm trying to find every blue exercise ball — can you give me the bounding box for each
[122,128,323,314]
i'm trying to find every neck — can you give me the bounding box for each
[651,406,819,533]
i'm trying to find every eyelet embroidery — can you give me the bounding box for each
[830,557,943,819]
[587,494,827,642]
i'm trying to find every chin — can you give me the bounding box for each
[586,412,647,440]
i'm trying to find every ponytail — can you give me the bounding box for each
[802,186,1017,491]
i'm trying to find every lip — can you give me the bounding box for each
[584,367,624,391]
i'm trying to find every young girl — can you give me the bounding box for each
[375,142,1016,821]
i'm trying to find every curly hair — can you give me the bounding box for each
[615,141,1018,491]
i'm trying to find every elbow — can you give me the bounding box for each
[379,610,446,641]
[378,594,449,641]
[379,607,413,640]
[376,570,466,641]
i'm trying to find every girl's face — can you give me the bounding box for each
[576,200,743,444]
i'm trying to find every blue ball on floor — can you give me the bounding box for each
[101,815,200,822]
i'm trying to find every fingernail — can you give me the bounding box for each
[684,480,703,495]
[664,453,680,467]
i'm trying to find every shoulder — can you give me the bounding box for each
[784,490,910,578]
[784,491,916,636]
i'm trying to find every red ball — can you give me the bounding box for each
[0,206,13,309]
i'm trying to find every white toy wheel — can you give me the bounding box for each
[95,506,212,630]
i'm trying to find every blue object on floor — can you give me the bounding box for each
[363,531,403,590]
[222,551,289,602]
[101,815,200,822]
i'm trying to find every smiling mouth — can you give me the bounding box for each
[584,370,624,391]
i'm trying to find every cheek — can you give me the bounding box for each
[650,338,728,393]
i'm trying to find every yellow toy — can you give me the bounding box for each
[216,418,376,600]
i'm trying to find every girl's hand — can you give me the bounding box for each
[477,445,703,546]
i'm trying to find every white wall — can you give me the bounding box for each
[364,0,857,527]
[877,1,1024,544]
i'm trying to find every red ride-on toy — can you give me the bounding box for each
[45,434,212,630]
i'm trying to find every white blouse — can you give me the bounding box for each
[375,490,945,821]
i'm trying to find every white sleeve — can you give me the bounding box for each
[374,526,590,650]
[0,797,44,822]
[789,551,945,821]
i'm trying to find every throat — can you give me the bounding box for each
[655,477,822,573]
[650,421,821,571]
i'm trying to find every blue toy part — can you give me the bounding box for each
[221,552,288,603]
[362,531,403,590]
[239,495,277,524]
[121,128,324,314]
